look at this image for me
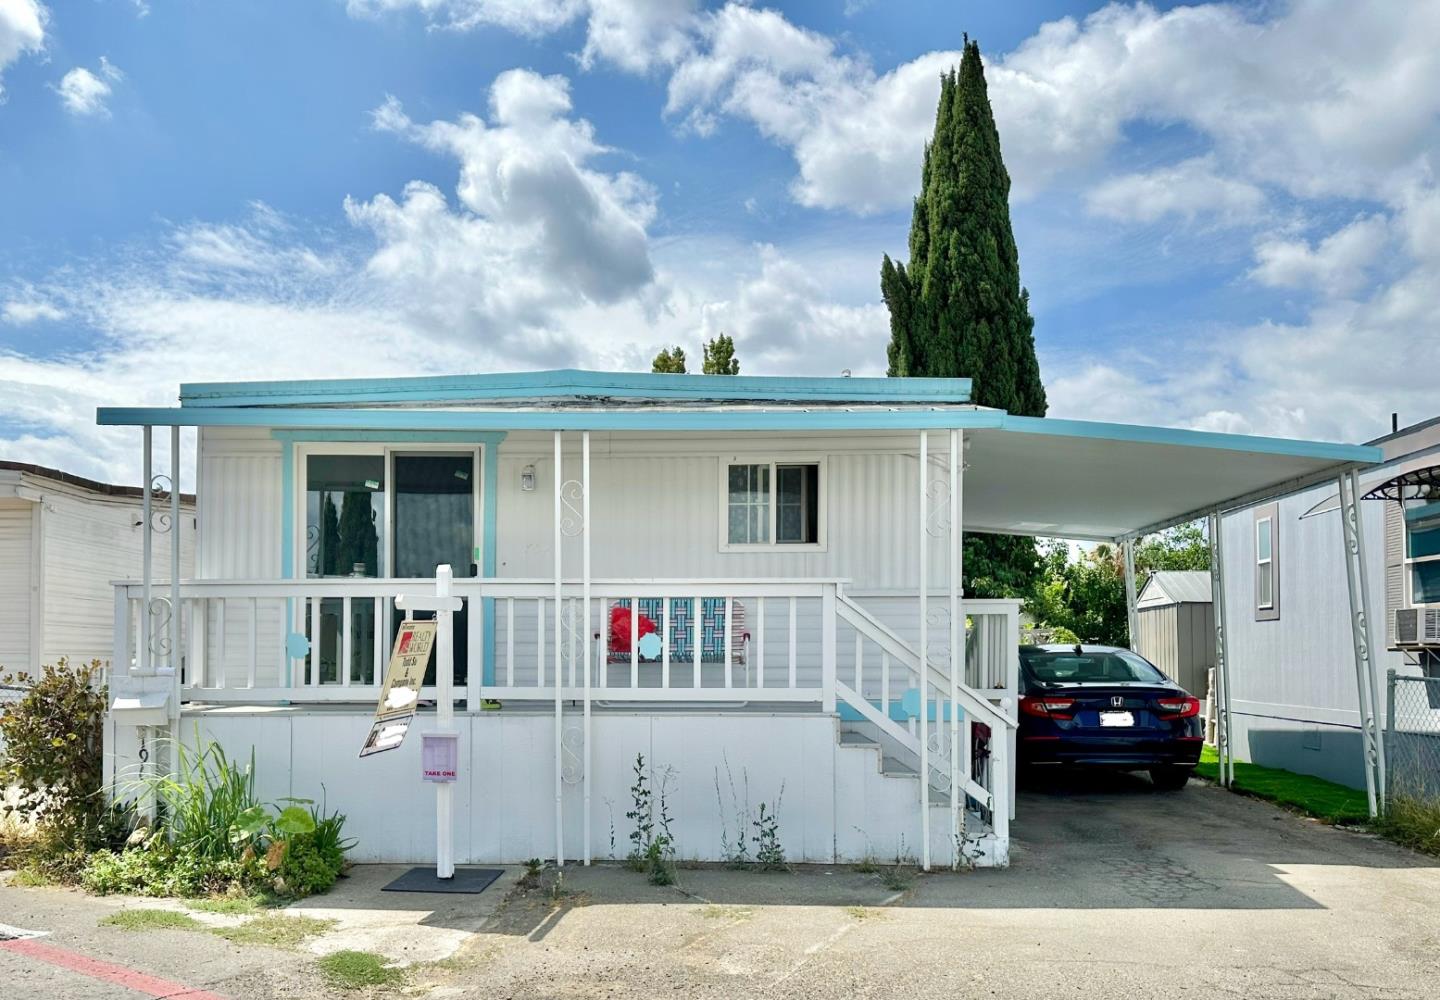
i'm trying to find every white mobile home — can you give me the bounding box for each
[95,371,1379,869]
[1219,416,1440,793]
[0,462,194,678]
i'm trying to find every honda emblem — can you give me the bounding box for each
[1110,696,1124,708]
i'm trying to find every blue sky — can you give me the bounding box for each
[1,1,1438,483]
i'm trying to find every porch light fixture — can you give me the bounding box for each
[521,464,536,492]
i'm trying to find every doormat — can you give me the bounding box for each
[382,867,504,895]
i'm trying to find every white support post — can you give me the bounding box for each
[170,427,182,732]
[582,430,592,865]
[948,429,961,868]
[140,425,153,677]
[918,429,930,872]
[1207,512,1234,787]
[1338,470,1382,817]
[1122,537,1139,652]
[435,565,456,879]
[396,567,463,880]
[553,431,565,866]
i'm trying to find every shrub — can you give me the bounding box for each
[0,659,108,854]
[1376,794,1440,856]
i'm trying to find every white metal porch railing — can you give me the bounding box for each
[113,576,1019,863]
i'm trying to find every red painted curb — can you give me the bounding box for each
[0,936,226,999]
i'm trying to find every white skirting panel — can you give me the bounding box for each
[155,710,936,866]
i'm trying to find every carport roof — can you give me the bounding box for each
[962,414,1379,541]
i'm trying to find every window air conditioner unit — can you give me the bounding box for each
[1394,608,1440,646]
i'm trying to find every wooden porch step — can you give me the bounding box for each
[838,731,879,747]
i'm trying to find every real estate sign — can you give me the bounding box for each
[359,619,436,758]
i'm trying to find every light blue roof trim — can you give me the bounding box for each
[179,369,972,408]
[99,406,1004,432]
[996,414,1382,464]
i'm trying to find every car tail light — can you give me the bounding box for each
[1155,696,1200,719]
[1020,695,1075,720]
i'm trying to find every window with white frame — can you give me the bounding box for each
[1255,504,1279,621]
[1406,500,1440,606]
[723,460,823,548]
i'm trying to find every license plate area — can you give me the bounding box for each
[1099,711,1135,727]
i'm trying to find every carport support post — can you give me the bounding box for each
[917,429,930,872]
[1122,538,1139,652]
[1207,512,1234,787]
[1337,469,1382,818]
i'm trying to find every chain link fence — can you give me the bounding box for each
[1386,671,1440,804]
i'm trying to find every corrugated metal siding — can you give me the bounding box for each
[1384,498,1405,647]
[1136,603,1214,697]
[0,502,33,671]
[198,427,283,579]
[1136,605,1178,679]
[40,489,195,668]
[495,448,949,589]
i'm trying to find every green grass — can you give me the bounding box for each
[1374,794,1440,856]
[214,913,336,950]
[191,893,267,915]
[101,909,204,932]
[1196,745,1370,823]
[316,950,406,991]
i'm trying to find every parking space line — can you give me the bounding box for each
[0,937,225,1000]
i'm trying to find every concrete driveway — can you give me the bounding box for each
[3,774,1439,998]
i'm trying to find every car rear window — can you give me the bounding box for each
[1022,650,1166,684]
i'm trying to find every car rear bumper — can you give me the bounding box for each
[1019,735,1203,768]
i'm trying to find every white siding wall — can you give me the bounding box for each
[1221,482,1400,788]
[39,488,195,669]
[494,431,950,589]
[196,427,284,580]
[170,709,928,865]
[0,502,34,673]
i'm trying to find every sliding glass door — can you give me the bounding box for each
[301,446,479,688]
[391,452,476,686]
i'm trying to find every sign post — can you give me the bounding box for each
[395,565,463,880]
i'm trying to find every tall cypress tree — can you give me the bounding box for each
[882,38,1047,597]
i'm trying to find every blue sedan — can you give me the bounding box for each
[1018,644,1203,790]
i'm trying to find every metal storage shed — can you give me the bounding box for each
[1135,571,1216,701]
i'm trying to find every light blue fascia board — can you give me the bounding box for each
[179,369,972,408]
[995,414,1383,465]
[271,429,508,445]
[100,406,1005,432]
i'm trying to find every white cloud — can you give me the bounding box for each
[1085,156,1265,226]
[55,56,122,116]
[348,70,657,350]
[697,244,887,374]
[2,298,63,323]
[345,0,582,35]
[346,0,696,72]
[0,0,46,100]
[1250,215,1391,297]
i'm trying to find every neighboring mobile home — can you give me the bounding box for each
[1219,416,1440,793]
[0,462,194,679]
[94,371,1379,869]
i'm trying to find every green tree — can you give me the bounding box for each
[880,38,1046,598]
[319,493,340,575]
[651,346,688,374]
[1026,523,1212,646]
[335,491,378,577]
[702,333,739,375]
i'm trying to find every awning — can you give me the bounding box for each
[962,416,1378,541]
[1362,464,1440,502]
